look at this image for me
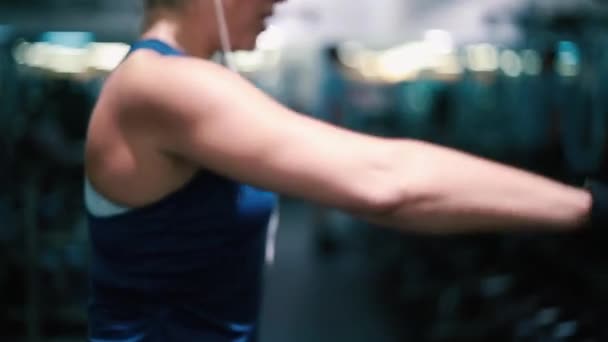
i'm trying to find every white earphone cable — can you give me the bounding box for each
[212,0,238,72]
[212,0,280,266]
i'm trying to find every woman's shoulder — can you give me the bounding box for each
[104,52,233,116]
[118,51,227,87]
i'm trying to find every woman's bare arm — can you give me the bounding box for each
[120,54,591,233]
[362,140,591,233]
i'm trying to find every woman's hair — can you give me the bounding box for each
[142,0,186,29]
[144,0,184,9]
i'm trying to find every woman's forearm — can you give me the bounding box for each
[365,140,592,233]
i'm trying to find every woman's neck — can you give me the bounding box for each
[141,12,218,59]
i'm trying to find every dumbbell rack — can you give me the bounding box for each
[23,171,40,342]
[1,58,93,340]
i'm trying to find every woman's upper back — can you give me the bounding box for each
[86,40,278,341]
[85,40,200,209]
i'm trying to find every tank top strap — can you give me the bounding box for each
[129,39,185,57]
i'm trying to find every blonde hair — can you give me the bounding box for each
[144,0,185,9]
[142,0,186,28]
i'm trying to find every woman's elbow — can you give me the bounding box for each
[345,143,430,217]
[346,187,404,218]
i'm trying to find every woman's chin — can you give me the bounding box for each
[232,37,259,52]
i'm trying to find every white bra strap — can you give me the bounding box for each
[84,178,131,218]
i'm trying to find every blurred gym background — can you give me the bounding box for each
[1,0,607,341]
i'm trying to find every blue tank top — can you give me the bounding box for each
[87,39,278,342]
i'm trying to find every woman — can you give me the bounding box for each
[85,0,601,341]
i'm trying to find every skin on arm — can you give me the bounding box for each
[364,140,592,233]
[119,54,592,234]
